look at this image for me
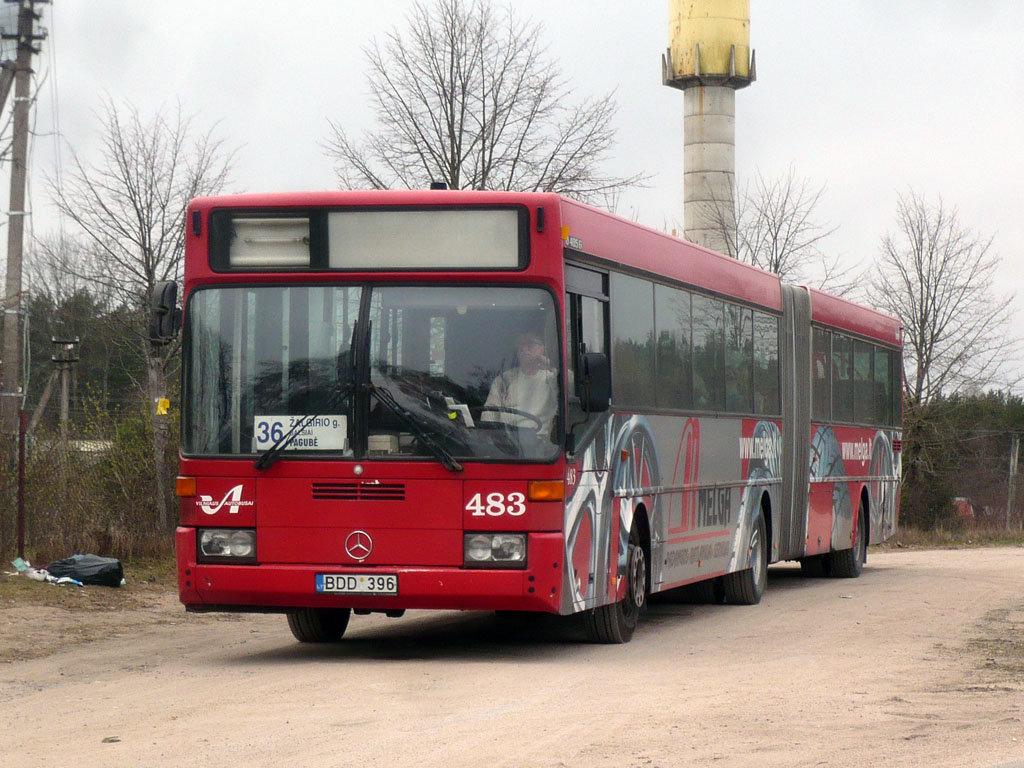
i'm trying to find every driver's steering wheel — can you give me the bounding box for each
[476,405,543,430]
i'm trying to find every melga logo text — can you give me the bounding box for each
[197,484,255,515]
[841,441,872,462]
[739,436,777,462]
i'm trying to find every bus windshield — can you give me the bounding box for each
[184,284,561,463]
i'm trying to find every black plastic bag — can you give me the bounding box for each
[46,554,124,587]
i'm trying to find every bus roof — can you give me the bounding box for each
[558,197,901,346]
[188,189,901,346]
[189,188,558,211]
[808,288,902,347]
[557,196,783,312]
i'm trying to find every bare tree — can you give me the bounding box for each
[324,0,640,205]
[872,191,1019,529]
[47,98,234,529]
[27,233,108,307]
[703,167,855,294]
[26,234,122,417]
[873,191,1016,408]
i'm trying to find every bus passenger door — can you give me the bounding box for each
[564,265,609,443]
[563,264,611,610]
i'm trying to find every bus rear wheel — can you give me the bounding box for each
[799,554,830,577]
[723,508,767,605]
[829,501,867,578]
[584,525,646,644]
[287,608,351,642]
[683,577,724,604]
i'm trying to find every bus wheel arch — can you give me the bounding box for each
[830,490,868,578]
[631,502,652,596]
[723,499,768,605]
[584,504,649,644]
[860,486,871,549]
[759,491,774,564]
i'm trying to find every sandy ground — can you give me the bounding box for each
[2,547,1024,767]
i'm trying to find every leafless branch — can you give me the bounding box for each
[872,190,1019,405]
[702,166,851,291]
[321,0,642,205]
[46,97,234,320]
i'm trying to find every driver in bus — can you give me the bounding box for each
[481,330,558,434]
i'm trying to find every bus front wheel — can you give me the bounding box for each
[723,508,767,605]
[287,608,351,642]
[584,525,646,644]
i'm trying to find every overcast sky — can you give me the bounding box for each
[7,0,1023,379]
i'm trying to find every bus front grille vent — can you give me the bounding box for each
[311,482,406,501]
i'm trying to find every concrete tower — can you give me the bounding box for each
[663,0,755,255]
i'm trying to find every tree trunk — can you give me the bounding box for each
[147,350,171,531]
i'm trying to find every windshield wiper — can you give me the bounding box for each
[369,383,463,472]
[253,412,324,470]
[255,356,355,470]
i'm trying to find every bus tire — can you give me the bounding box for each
[584,525,646,644]
[723,509,767,605]
[684,577,724,604]
[287,608,351,642]
[799,555,830,577]
[830,501,867,578]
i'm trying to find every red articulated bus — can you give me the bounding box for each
[157,189,902,644]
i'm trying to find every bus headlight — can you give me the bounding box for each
[463,533,526,568]
[198,528,257,563]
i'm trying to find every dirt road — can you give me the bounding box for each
[3,548,1024,767]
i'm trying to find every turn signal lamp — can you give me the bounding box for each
[176,476,197,497]
[528,480,564,502]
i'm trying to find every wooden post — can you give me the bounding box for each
[1,1,48,432]
[17,409,26,558]
[1009,435,1020,532]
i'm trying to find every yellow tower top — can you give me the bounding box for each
[663,0,754,90]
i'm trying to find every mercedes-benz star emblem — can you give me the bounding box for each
[345,530,373,562]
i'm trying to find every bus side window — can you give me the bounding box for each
[565,295,577,397]
[853,340,874,424]
[873,345,890,426]
[753,311,780,416]
[609,273,655,407]
[832,334,853,423]
[655,284,692,410]
[692,294,725,411]
[812,328,831,422]
[566,292,606,421]
[890,350,903,427]
[725,304,753,413]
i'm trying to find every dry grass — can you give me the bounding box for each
[878,522,1024,551]
[0,555,176,610]
[966,606,1024,684]
[1,555,179,663]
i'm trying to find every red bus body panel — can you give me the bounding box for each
[178,528,564,612]
[175,190,902,620]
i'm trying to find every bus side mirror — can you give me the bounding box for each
[150,281,181,345]
[582,352,610,413]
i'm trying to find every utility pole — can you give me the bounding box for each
[1,0,48,433]
[51,336,77,508]
[1009,434,1020,532]
[0,60,15,114]
[51,337,78,442]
